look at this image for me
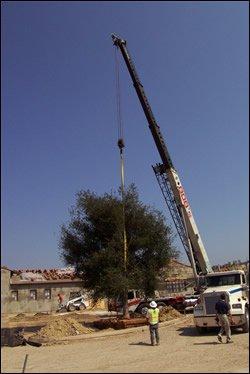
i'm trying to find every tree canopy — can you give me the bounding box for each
[59,184,177,301]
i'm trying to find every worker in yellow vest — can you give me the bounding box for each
[146,300,160,346]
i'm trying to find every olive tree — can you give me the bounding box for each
[59,184,177,317]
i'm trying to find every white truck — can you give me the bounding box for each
[112,34,249,333]
[194,270,249,333]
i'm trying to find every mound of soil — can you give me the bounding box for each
[34,312,49,317]
[159,306,182,322]
[31,316,95,340]
[10,313,26,321]
[89,299,107,310]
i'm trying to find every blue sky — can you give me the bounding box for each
[2,1,249,269]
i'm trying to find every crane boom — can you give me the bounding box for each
[112,33,213,276]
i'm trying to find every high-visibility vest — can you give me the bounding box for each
[148,308,159,325]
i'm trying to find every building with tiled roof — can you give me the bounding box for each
[10,267,78,282]
[1,266,86,314]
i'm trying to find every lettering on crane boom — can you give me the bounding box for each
[178,186,192,218]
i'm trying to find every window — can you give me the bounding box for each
[11,291,18,301]
[166,281,187,293]
[44,289,51,300]
[127,291,135,300]
[206,274,241,287]
[30,290,37,300]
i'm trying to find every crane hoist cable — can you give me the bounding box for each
[115,47,123,141]
[114,46,128,272]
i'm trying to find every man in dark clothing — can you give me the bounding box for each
[215,294,232,343]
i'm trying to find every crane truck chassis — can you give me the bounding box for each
[194,270,249,333]
[111,34,249,333]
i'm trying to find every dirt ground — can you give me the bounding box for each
[1,315,249,373]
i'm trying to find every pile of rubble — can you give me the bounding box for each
[31,316,95,340]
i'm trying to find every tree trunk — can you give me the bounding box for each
[123,289,130,319]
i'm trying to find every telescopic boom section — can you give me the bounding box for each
[112,34,213,275]
[112,34,173,169]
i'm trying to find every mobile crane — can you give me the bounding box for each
[112,34,249,333]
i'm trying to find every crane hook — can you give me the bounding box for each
[117,138,125,150]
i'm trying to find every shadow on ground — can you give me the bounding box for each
[193,341,220,345]
[178,325,243,337]
[178,326,220,336]
[129,341,152,346]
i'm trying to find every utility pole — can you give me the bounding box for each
[117,138,130,319]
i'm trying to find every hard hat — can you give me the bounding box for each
[150,300,157,308]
